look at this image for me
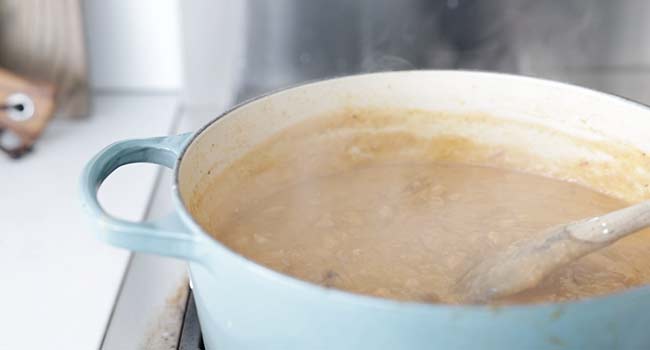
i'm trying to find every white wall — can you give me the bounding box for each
[83,0,183,91]
[180,0,246,107]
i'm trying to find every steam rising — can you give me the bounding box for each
[359,0,597,78]
[239,0,635,101]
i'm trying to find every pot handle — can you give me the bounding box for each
[80,133,203,261]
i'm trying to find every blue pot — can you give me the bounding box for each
[81,71,650,349]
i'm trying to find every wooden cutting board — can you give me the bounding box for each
[0,0,89,119]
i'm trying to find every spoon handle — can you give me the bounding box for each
[567,200,650,243]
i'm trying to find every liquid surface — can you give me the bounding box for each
[191,111,650,304]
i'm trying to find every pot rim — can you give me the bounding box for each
[172,69,650,311]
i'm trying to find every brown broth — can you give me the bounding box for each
[192,111,650,304]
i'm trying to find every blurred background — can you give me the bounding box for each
[3,0,650,349]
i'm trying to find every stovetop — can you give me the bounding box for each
[178,290,204,350]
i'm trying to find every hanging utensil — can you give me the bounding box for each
[0,68,56,158]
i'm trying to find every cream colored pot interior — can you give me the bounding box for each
[178,71,650,221]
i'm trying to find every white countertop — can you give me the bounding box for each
[0,94,179,349]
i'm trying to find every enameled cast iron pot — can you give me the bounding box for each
[81,71,650,349]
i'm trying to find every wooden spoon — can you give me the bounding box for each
[455,201,650,303]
